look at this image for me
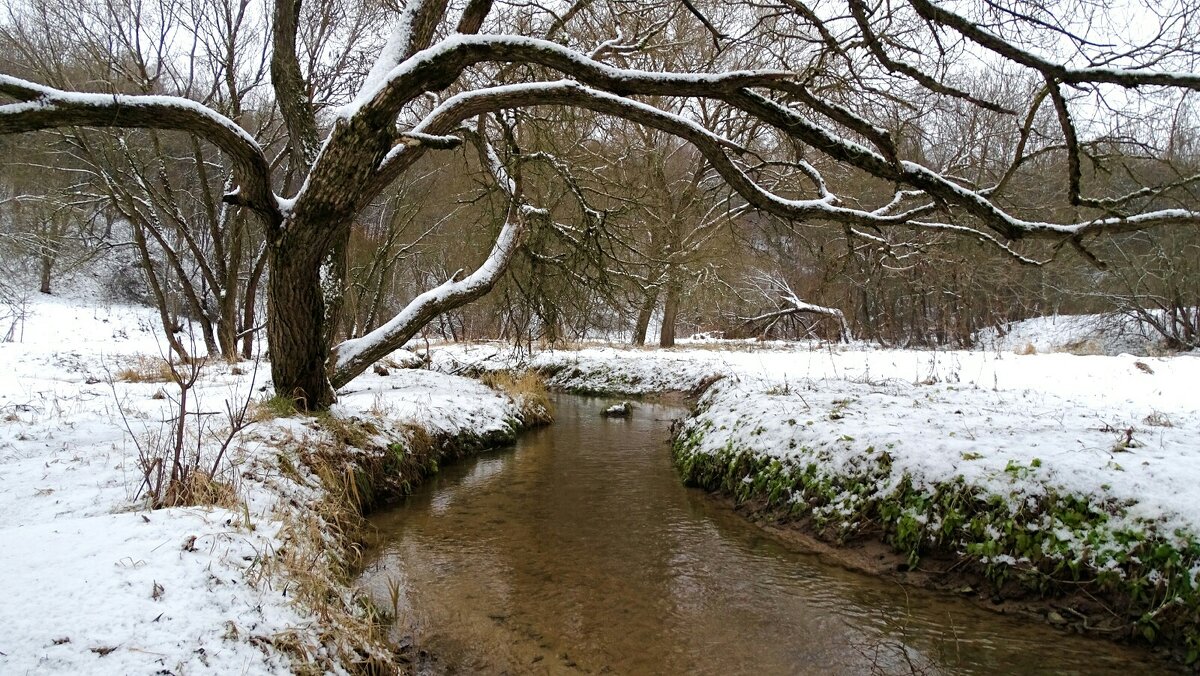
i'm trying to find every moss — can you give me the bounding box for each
[673,425,1200,664]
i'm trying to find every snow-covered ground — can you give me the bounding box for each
[434,339,1200,532]
[0,294,524,674]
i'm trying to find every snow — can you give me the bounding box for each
[0,293,524,674]
[976,312,1171,355]
[430,337,1200,543]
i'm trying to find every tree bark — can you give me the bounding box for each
[241,246,268,359]
[266,238,336,410]
[632,287,657,345]
[38,253,52,294]
[659,277,681,347]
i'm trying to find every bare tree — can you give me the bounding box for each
[2,0,1200,407]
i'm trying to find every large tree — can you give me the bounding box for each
[2,0,1199,408]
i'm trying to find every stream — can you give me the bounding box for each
[359,394,1172,674]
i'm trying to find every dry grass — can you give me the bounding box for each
[115,355,177,383]
[398,423,436,459]
[1059,338,1105,356]
[1014,342,1038,355]
[162,470,241,509]
[366,391,394,418]
[316,412,379,448]
[1143,411,1174,428]
[245,431,402,674]
[480,369,554,425]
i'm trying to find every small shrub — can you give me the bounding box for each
[111,353,257,509]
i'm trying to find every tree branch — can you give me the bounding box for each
[0,75,279,224]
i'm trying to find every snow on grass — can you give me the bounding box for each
[682,373,1200,539]
[0,295,524,674]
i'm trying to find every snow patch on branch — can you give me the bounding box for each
[333,206,531,374]
[339,34,793,119]
[0,75,263,153]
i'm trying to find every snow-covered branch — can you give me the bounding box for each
[0,75,278,223]
[741,273,852,342]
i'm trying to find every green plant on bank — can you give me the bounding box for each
[672,419,1200,663]
[252,394,301,421]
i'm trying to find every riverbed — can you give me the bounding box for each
[360,394,1172,674]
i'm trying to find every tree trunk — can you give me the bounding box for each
[241,247,268,359]
[39,253,53,294]
[322,231,350,347]
[132,223,191,362]
[216,300,238,362]
[659,279,681,348]
[267,243,335,410]
[632,287,657,345]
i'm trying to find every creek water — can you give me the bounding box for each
[360,394,1172,675]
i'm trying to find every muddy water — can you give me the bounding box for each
[360,395,1171,675]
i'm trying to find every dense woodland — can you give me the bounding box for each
[1,0,1198,407]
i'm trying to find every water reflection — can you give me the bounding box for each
[361,395,1171,675]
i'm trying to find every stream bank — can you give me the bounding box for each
[277,368,551,673]
[428,342,1200,667]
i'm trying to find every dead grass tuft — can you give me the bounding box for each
[115,355,177,383]
[161,470,240,509]
[1143,411,1174,428]
[1014,342,1038,356]
[315,412,379,448]
[480,369,554,425]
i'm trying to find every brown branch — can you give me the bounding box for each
[455,0,494,34]
[270,0,320,171]
[681,0,726,50]
[1047,80,1083,206]
[908,0,1200,90]
[848,0,1016,115]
